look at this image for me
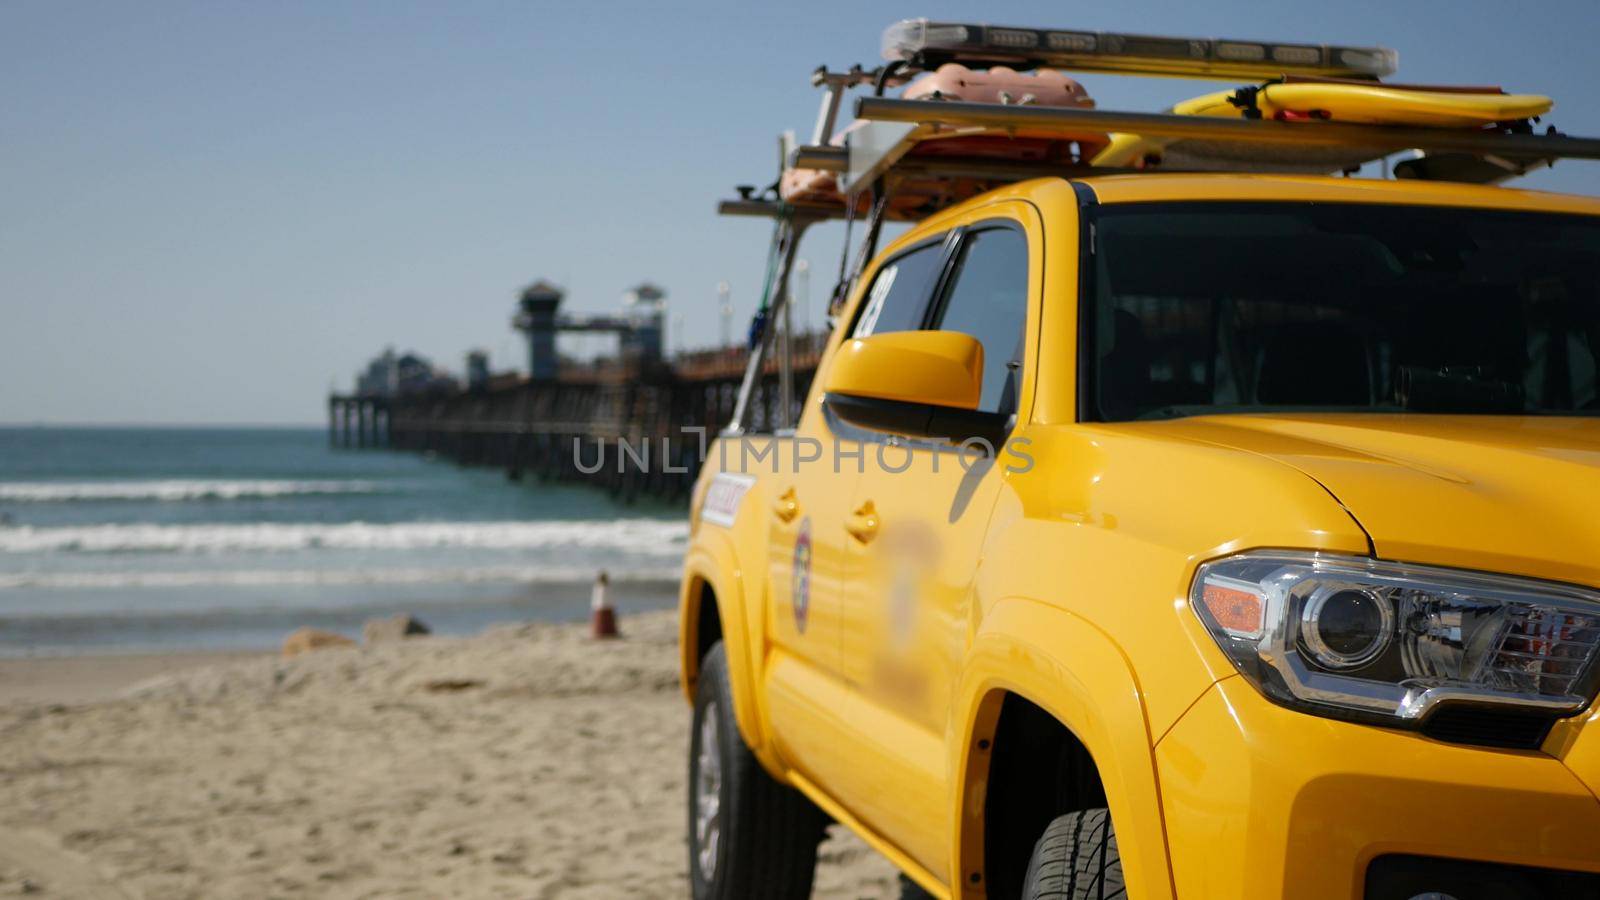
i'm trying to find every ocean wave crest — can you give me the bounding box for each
[0,479,382,503]
[0,519,689,555]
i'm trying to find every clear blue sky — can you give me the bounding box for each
[4,0,1599,424]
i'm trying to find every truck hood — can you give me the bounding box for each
[1147,414,1600,589]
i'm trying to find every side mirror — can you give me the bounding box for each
[823,332,1009,445]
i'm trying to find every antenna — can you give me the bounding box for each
[794,259,811,335]
[717,281,733,347]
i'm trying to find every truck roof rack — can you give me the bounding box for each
[714,19,1600,437]
[720,18,1600,221]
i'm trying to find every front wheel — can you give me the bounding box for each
[1021,808,1126,899]
[688,642,825,900]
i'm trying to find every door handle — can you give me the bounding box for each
[772,487,800,523]
[845,500,879,543]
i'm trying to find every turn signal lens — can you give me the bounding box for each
[1199,581,1265,639]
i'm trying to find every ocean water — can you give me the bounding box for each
[0,427,686,656]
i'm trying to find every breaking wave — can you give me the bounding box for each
[0,520,689,555]
[0,565,681,592]
[0,479,383,503]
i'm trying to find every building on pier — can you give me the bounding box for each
[354,347,459,399]
[466,349,491,393]
[513,281,668,380]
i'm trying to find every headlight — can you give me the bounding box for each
[1191,551,1600,727]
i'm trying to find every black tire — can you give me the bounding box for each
[1020,809,1126,900]
[689,642,826,900]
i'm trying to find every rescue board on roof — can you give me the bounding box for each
[1094,80,1557,173]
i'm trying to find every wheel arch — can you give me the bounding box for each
[679,572,723,692]
[679,538,770,757]
[949,595,1176,900]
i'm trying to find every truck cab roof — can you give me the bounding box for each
[1070,172,1600,214]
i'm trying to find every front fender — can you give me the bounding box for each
[949,595,1175,900]
[678,528,771,759]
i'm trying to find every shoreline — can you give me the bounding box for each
[0,578,683,661]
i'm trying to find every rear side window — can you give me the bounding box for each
[931,227,1031,413]
[853,240,946,337]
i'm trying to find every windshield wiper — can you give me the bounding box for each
[1397,366,1525,413]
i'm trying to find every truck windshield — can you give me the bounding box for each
[1088,201,1600,421]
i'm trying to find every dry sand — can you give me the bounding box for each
[0,651,270,706]
[0,612,902,898]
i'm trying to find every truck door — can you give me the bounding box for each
[838,209,1038,877]
[760,236,953,780]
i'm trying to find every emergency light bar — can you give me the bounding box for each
[882,18,1399,81]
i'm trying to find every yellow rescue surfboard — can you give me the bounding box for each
[1185,83,1550,127]
[1093,82,1554,170]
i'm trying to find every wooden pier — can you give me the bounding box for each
[330,334,826,502]
[327,395,390,449]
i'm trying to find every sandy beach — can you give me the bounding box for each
[0,611,902,898]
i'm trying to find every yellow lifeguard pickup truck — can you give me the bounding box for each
[680,19,1600,900]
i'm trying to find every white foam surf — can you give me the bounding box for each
[0,519,689,555]
[0,565,682,592]
[0,479,382,502]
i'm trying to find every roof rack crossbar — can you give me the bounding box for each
[717,199,845,221]
[849,98,1600,185]
[791,145,849,172]
[809,66,886,147]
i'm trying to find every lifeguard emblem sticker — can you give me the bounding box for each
[701,473,756,527]
[791,517,813,633]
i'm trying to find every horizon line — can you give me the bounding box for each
[0,421,325,430]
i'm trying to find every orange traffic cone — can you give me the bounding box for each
[591,570,619,639]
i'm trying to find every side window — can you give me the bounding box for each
[852,240,946,338]
[930,227,1030,413]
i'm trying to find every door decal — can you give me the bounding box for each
[700,473,756,527]
[791,517,812,634]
